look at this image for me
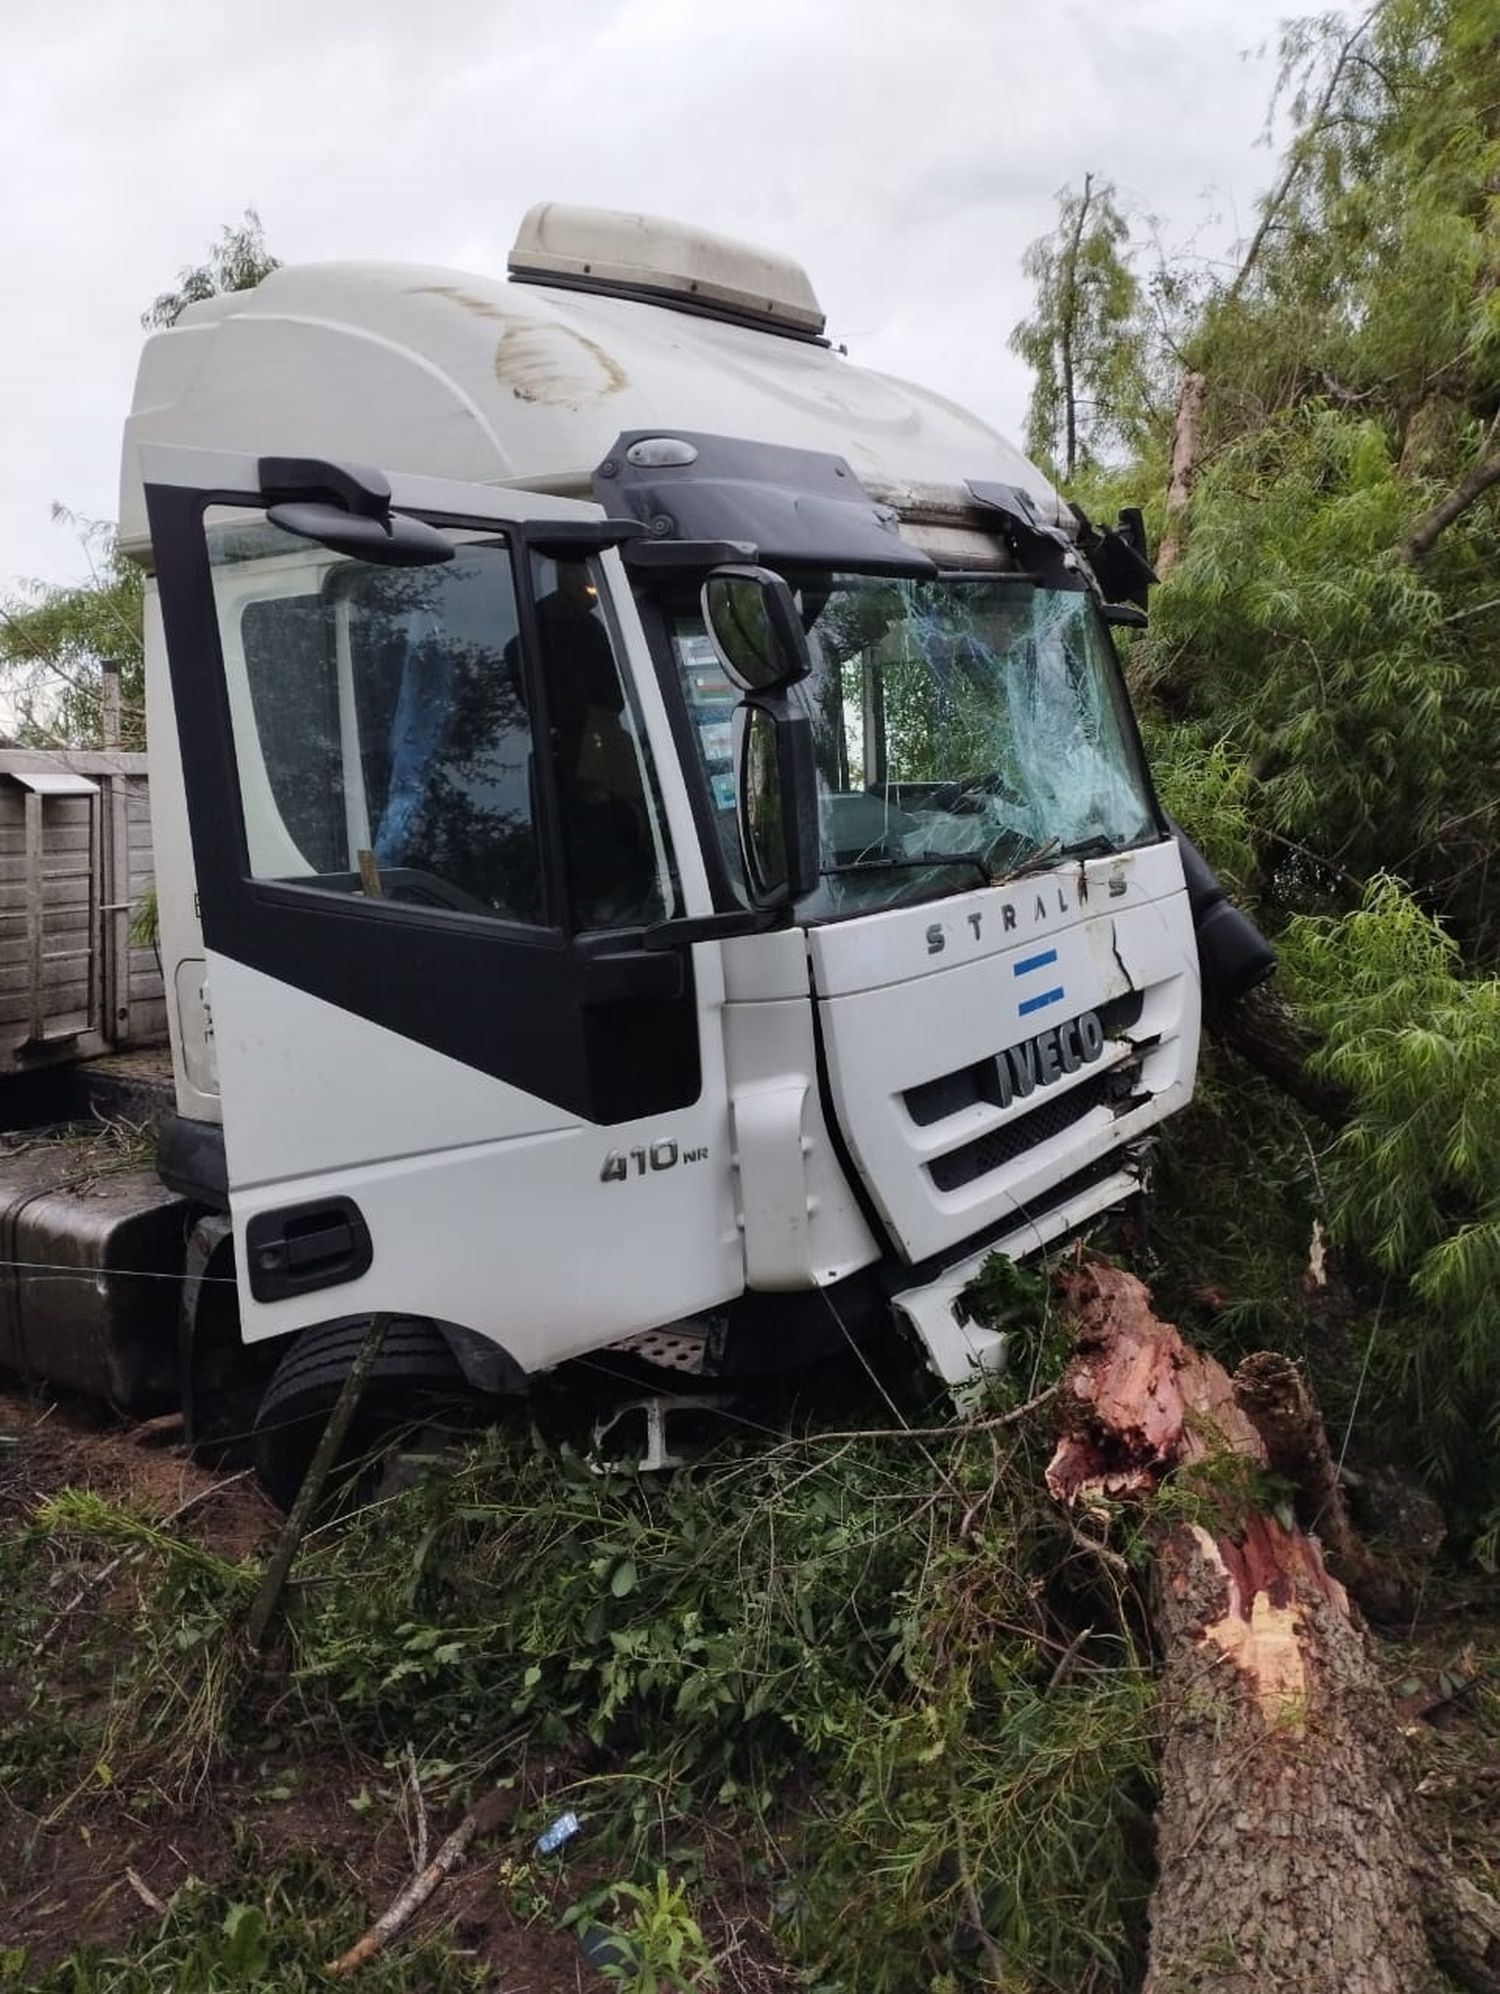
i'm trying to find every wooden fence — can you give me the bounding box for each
[0,750,165,1074]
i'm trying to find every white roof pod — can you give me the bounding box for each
[508,202,827,338]
[119,205,1065,559]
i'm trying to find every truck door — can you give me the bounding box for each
[140,446,742,1371]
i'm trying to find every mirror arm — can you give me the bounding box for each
[515,519,648,556]
[640,908,780,951]
[258,456,392,518]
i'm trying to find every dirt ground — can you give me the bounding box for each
[4,1383,1490,1992]
[0,1384,632,1991]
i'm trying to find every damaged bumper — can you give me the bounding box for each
[889,1147,1152,1397]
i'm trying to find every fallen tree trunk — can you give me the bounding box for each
[1204,982,1351,1129]
[1046,1260,1499,1994]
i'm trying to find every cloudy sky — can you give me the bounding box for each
[1,0,1320,593]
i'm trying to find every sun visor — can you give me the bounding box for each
[595,433,936,578]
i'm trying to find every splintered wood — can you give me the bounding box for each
[1044,1261,1495,1994]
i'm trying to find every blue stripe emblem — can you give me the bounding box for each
[1018,987,1066,1016]
[1013,946,1063,1015]
[1012,949,1058,977]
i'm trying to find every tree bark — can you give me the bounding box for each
[1232,1349,1402,1619]
[1155,371,1206,579]
[1060,173,1094,482]
[1046,1261,1495,1994]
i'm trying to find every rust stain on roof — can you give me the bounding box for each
[407,284,628,407]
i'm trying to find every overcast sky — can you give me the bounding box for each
[0,0,1319,594]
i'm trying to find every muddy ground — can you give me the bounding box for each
[0,1385,759,1992]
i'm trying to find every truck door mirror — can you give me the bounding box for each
[701,566,812,692]
[737,699,820,904]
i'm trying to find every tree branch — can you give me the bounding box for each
[1226,4,1382,305]
[1205,983,1351,1129]
[1401,449,1500,563]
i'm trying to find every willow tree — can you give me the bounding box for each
[142,208,280,329]
[1008,175,1160,481]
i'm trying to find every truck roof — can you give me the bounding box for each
[119,216,1061,560]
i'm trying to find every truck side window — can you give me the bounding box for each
[525,554,677,930]
[210,513,546,927]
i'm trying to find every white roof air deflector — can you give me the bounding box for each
[509,203,827,340]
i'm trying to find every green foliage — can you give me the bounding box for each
[0,513,143,748]
[1285,878,1500,1532]
[571,1870,718,1992]
[285,1417,1151,1989]
[1138,730,1258,900]
[23,1489,256,1791]
[6,1409,1157,1991]
[1142,1446,1293,1542]
[1009,176,1162,479]
[0,1857,486,1992]
[129,881,159,950]
[1142,409,1498,912]
[1196,0,1500,450]
[998,0,1500,1554]
[142,209,279,329]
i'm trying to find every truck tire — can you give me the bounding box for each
[251,1316,469,1512]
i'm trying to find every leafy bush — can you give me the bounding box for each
[1286,878,1500,1551]
[276,1393,1153,1991]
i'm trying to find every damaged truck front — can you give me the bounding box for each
[4,205,1272,1502]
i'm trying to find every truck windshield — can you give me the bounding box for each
[671,573,1158,917]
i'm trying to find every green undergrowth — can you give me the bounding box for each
[281,1390,1154,1989]
[5,1318,1158,1993]
[0,1851,487,1993]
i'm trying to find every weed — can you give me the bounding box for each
[568,1869,718,1992]
[0,1852,487,1992]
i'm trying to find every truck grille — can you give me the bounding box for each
[904,990,1145,1129]
[927,1068,1123,1191]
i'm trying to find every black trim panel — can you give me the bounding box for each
[145,482,701,1123]
[596,433,935,578]
[157,1113,229,1208]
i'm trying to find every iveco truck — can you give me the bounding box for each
[11,205,1271,1502]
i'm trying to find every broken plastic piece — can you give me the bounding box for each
[535,1811,580,1856]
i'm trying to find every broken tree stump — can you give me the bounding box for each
[1046,1259,1499,1994]
[1232,1347,1404,1620]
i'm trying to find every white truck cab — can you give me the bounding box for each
[114,206,1268,1495]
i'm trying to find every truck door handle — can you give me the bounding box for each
[245,1197,373,1303]
[286,1218,355,1268]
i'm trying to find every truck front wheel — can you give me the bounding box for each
[251,1316,470,1511]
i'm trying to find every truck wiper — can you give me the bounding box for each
[1056,834,1123,861]
[998,834,1120,883]
[822,852,992,885]
[992,839,1062,882]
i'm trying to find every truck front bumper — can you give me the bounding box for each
[889,1155,1147,1398]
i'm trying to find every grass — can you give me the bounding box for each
[1,1314,1161,1993]
[4,1180,1497,1990]
[2,1855,489,1993]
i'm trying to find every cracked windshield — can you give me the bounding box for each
[678,574,1157,917]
